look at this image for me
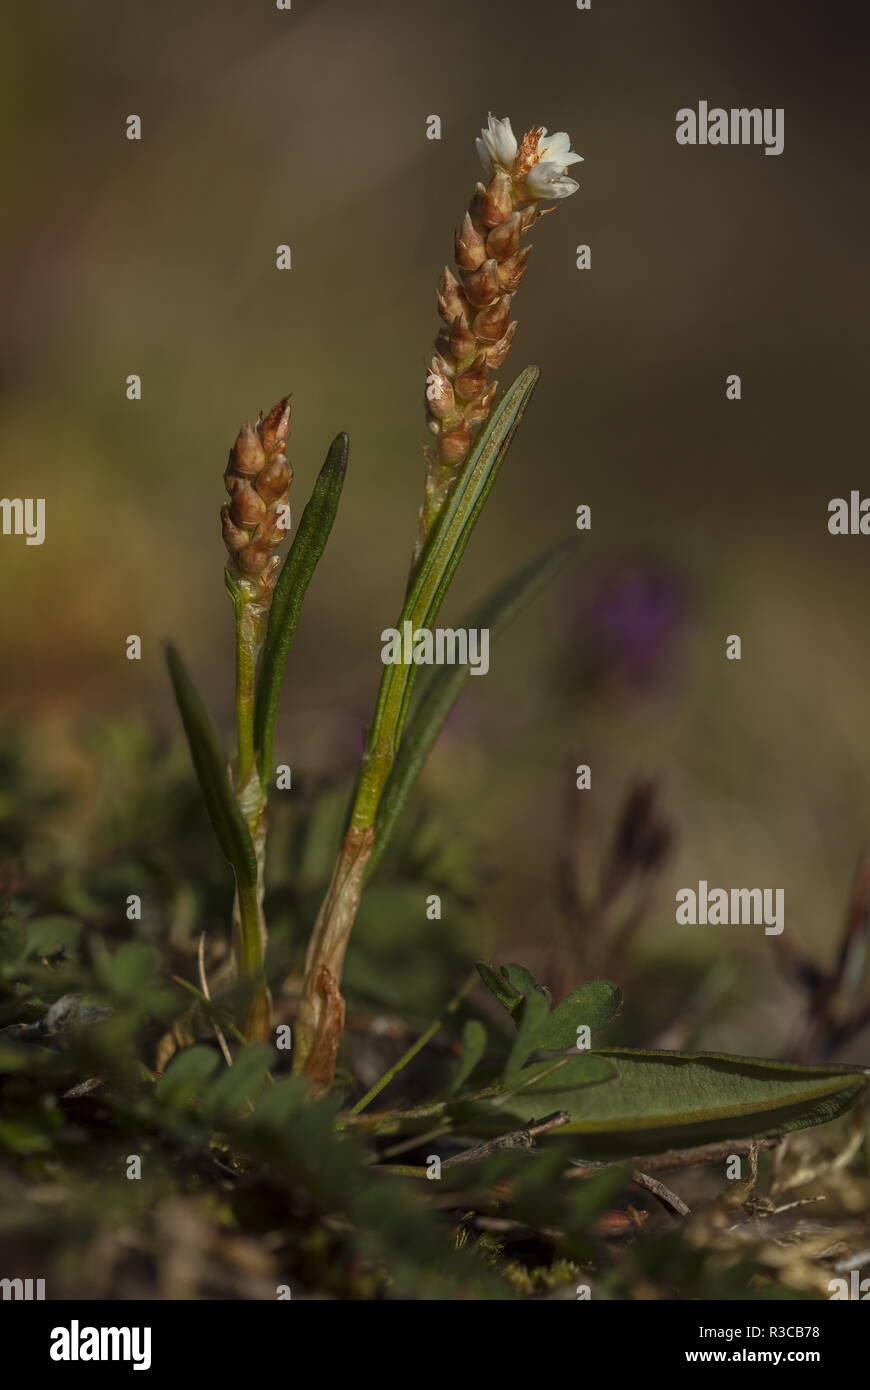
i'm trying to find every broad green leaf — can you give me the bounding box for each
[538,980,622,1050]
[165,642,256,887]
[200,1043,273,1122]
[475,962,618,1050]
[351,368,540,831]
[502,963,549,1001]
[254,433,348,779]
[22,916,81,959]
[368,540,572,875]
[155,1045,221,1108]
[446,1019,487,1095]
[503,1048,869,1158]
[504,989,552,1084]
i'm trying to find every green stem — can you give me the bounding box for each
[349,970,478,1115]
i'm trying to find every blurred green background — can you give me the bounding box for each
[3,0,869,1056]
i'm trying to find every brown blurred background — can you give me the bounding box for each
[3,0,869,1052]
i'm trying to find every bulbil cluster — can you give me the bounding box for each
[222,396,293,595]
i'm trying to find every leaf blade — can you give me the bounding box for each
[503,1047,869,1157]
[254,432,348,779]
[368,539,573,875]
[165,642,256,886]
[352,367,539,831]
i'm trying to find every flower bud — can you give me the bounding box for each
[473,293,512,343]
[481,169,513,227]
[454,212,486,270]
[425,356,456,420]
[229,478,268,527]
[497,246,532,292]
[221,505,248,553]
[436,267,466,324]
[463,258,501,308]
[259,397,291,452]
[465,382,497,429]
[231,424,266,477]
[449,314,477,361]
[256,453,292,503]
[454,353,488,402]
[485,322,517,369]
[486,210,522,261]
[437,420,471,465]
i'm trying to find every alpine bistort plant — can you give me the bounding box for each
[294,117,583,1085]
[164,116,868,1172]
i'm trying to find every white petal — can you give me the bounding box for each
[525,162,580,200]
[477,114,518,173]
[540,131,584,169]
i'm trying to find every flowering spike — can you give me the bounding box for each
[416,114,581,558]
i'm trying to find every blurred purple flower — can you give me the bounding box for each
[569,559,690,691]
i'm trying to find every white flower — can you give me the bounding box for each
[537,128,584,170]
[475,114,518,174]
[525,161,580,200]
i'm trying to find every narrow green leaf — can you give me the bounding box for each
[165,642,256,886]
[538,980,622,1050]
[254,432,348,779]
[352,367,540,831]
[502,1048,869,1158]
[446,1019,487,1096]
[368,540,573,875]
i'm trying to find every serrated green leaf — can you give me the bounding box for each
[504,1048,869,1158]
[165,642,256,887]
[254,433,348,779]
[352,367,540,831]
[446,1019,487,1096]
[155,1045,221,1108]
[538,980,622,1050]
[368,540,572,875]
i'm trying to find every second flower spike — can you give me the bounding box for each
[222,397,293,596]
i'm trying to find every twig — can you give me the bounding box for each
[441,1110,571,1167]
[567,1136,781,1176]
[373,1111,571,1176]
